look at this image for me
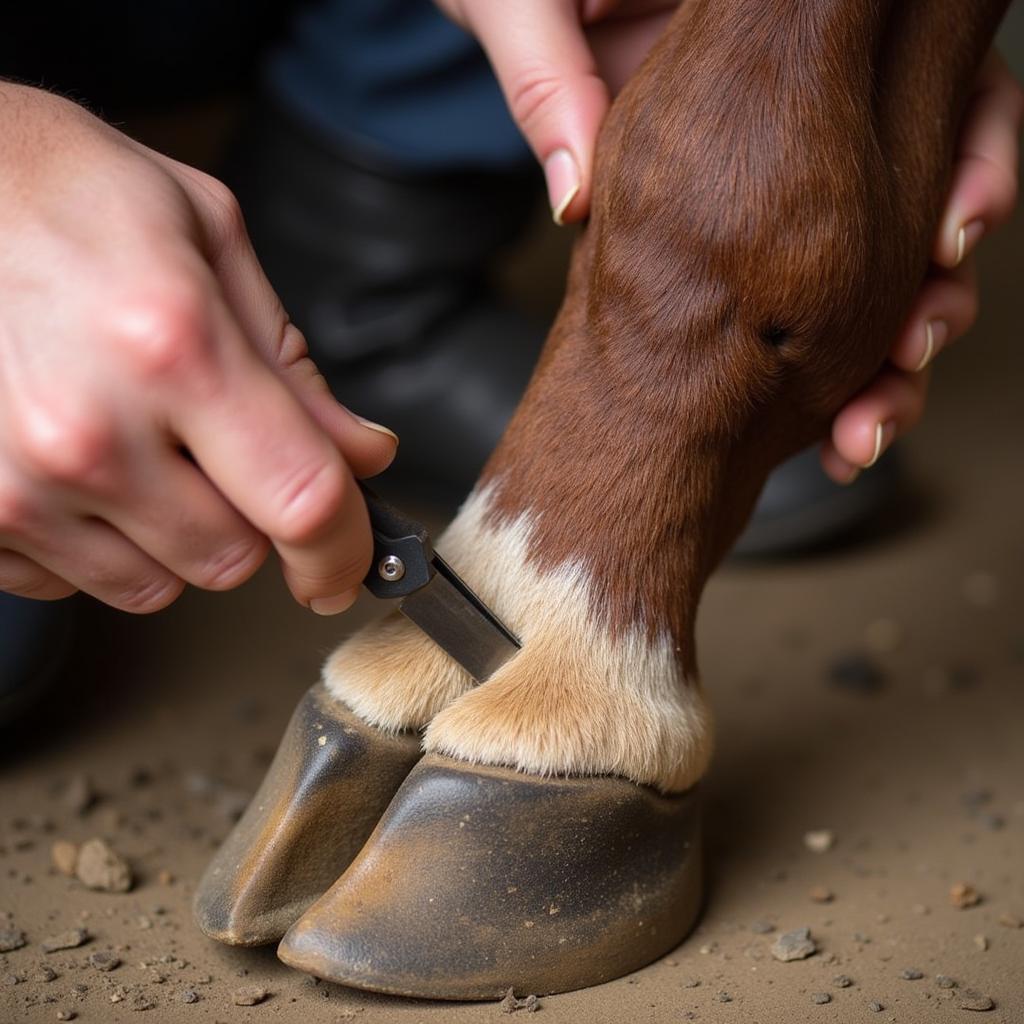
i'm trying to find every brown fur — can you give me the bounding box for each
[483,0,1007,671]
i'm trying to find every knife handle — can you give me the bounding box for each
[358,483,435,599]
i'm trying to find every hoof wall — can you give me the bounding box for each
[194,683,420,946]
[278,754,701,998]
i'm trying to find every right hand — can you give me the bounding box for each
[0,85,397,615]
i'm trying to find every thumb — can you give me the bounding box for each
[456,0,610,224]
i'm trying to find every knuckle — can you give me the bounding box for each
[273,458,348,545]
[196,535,268,590]
[15,408,116,487]
[105,278,215,383]
[116,573,184,614]
[507,67,565,132]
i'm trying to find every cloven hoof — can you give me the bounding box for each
[278,753,702,998]
[194,683,421,946]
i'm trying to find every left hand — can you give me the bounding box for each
[821,51,1023,482]
[442,0,1022,481]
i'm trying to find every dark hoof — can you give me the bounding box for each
[194,683,421,946]
[278,754,702,998]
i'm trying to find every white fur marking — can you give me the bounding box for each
[324,485,712,792]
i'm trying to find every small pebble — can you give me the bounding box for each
[233,985,270,1007]
[868,1001,884,1013]
[682,978,701,988]
[961,788,993,809]
[750,920,775,934]
[55,1011,75,1021]
[937,976,957,989]
[809,886,833,903]
[75,838,132,893]
[771,927,817,962]
[179,989,199,1004]
[827,652,885,694]
[811,992,831,1004]
[973,934,989,951]
[997,912,1022,929]
[51,840,79,877]
[0,928,27,952]
[128,993,155,1012]
[950,882,981,908]
[901,968,924,980]
[804,830,835,854]
[88,951,120,972]
[41,928,90,953]
[61,775,96,815]
[834,975,854,988]
[498,988,539,1014]
[717,992,732,1003]
[35,965,58,983]
[958,989,995,1012]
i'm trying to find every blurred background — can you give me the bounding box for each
[1,4,1021,1022]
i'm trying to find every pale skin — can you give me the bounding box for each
[0,18,1020,613]
[0,84,398,613]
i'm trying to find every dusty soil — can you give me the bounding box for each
[2,114,1023,1024]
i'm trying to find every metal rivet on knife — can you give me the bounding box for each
[378,555,406,583]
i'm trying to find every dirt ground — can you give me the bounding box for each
[3,78,1024,1024]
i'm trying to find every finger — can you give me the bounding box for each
[0,549,77,600]
[934,51,1024,267]
[453,0,610,224]
[819,441,863,486]
[12,516,184,614]
[163,161,399,476]
[828,367,930,470]
[172,299,374,611]
[90,446,270,592]
[889,257,977,373]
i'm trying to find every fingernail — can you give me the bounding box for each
[863,419,897,469]
[954,219,984,266]
[544,149,580,226]
[310,587,360,616]
[915,318,948,372]
[354,416,399,446]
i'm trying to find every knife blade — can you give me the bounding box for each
[358,484,520,682]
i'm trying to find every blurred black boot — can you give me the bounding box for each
[224,101,545,504]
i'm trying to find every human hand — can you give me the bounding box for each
[437,0,679,224]
[0,85,397,614]
[821,52,1023,482]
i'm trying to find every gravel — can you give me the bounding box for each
[232,985,270,1006]
[41,928,90,953]
[804,830,836,854]
[826,652,885,694]
[771,927,817,962]
[950,882,982,908]
[0,928,27,952]
[88,951,121,972]
[958,989,995,1012]
[75,838,133,893]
